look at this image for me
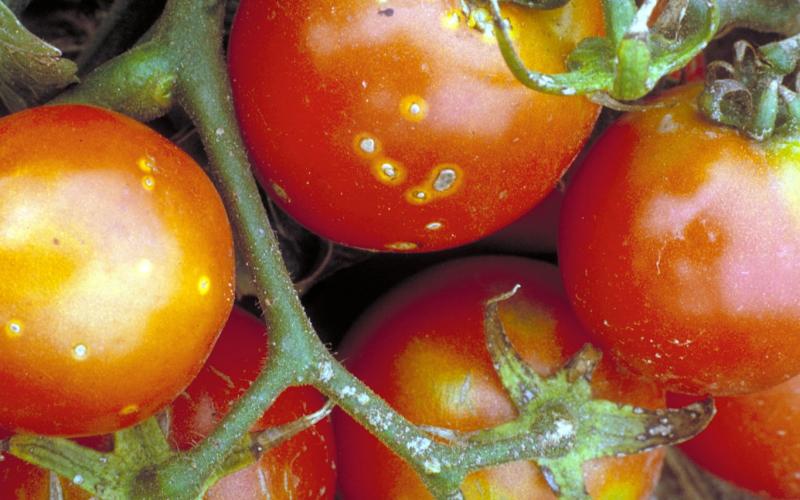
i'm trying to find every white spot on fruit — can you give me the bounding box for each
[72,344,88,360]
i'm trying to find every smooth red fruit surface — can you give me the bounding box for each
[169,307,336,499]
[0,105,235,436]
[679,374,800,498]
[228,0,602,252]
[334,257,664,499]
[559,84,800,396]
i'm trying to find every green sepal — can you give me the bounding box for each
[479,289,716,498]
[602,0,637,48]
[0,1,77,111]
[614,38,651,101]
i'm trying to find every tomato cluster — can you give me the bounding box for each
[4,0,800,498]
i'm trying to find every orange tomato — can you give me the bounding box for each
[0,105,235,435]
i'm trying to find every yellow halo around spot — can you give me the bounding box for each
[5,319,23,338]
[119,404,139,416]
[405,163,463,205]
[137,155,155,173]
[399,95,428,123]
[371,157,407,185]
[141,175,156,191]
[197,275,211,296]
[440,9,463,31]
[405,188,431,205]
[72,344,88,360]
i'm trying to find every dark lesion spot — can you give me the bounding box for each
[378,8,394,17]
[53,238,60,246]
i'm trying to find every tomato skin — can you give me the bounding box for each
[559,84,800,396]
[228,0,602,252]
[334,257,664,500]
[0,105,235,436]
[169,307,336,499]
[678,374,800,498]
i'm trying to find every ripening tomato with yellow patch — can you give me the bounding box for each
[0,105,235,436]
[560,84,800,396]
[228,0,603,251]
[334,257,665,499]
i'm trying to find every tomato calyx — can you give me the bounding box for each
[3,401,334,499]
[700,36,800,139]
[481,0,719,102]
[474,287,716,499]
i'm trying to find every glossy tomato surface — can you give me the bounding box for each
[228,0,602,252]
[0,105,235,436]
[679,375,800,498]
[559,84,800,396]
[169,307,336,499]
[334,257,664,499]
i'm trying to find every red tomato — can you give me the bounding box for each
[559,84,800,396]
[679,374,800,498]
[0,105,235,436]
[228,0,602,252]
[169,307,336,499]
[334,257,665,499]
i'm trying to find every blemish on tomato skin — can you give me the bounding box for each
[141,175,156,191]
[72,344,88,361]
[405,164,463,205]
[119,404,139,416]
[433,167,458,192]
[4,320,22,338]
[405,188,430,205]
[385,241,418,251]
[197,275,212,296]
[399,95,428,122]
[658,113,679,134]
[371,157,406,185]
[353,133,381,158]
[137,155,155,173]
[271,182,290,202]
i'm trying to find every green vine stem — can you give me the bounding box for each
[1,0,716,498]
